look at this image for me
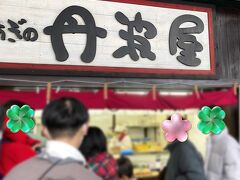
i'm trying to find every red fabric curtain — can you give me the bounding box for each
[51,90,107,109]
[106,88,237,110]
[156,88,237,109]
[0,88,237,110]
[0,90,46,109]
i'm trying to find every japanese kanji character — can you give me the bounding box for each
[113,12,157,61]
[0,24,6,41]
[169,14,204,67]
[44,6,107,63]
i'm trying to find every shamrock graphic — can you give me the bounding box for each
[198,106,226,135]
[6,105,35,133]
[161,113,192,142]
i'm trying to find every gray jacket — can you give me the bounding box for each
[206,129,240,180]
[165,140,206,180]
[4,153,101,180]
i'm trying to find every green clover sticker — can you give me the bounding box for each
[6,105,35,133]
[198,106,226,135]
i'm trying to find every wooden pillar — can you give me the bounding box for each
[152,85,157,101]
[104,83,108,100]
[46,82,52,104]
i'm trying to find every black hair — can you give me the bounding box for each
[42,97,89,138]
[117,156,134,178]
[1,100,26,130]
[80,127,107,160]
[2,100,25,113]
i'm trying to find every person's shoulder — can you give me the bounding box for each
[5,157,101,180]
[4,157,43,179]
[225,134,240,150]
[2,141,34,151]
[124,135,131,140]
[105,153,117,167]
[4,156,47,177]
[3,142,36,158]
[7,156,42,172]
[175,141,191,149]
[108,154,117,162]
[176,141,198,154]
[59,162,102,180]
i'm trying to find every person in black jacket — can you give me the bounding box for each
[164,140,206,180]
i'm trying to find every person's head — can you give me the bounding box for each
[2,100,25,113]
[1,100,25,130]
[114,125,127,137]
[117,156,134,180]
[42,97,89,148]
[80,126,107,160]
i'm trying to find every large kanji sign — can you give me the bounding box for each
[0,0,215,76]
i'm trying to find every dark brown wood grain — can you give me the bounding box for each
[214,7,240,79]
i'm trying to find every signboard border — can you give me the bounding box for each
[0,0,216,77]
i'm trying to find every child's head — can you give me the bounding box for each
[117,156,134,180]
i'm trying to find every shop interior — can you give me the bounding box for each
[0,77,239,180]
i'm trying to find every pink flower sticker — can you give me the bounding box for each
[161,113,192,142]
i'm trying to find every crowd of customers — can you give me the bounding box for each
[0,97,239,180]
